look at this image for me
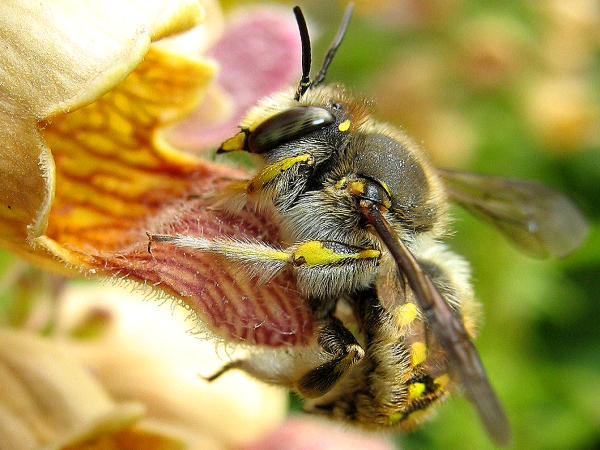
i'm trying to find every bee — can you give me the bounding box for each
[148,4,588,445]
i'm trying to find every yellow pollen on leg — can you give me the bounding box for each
[293,241,342,266]
[292,241,380,266]
[389,412,405,423]
[334,177,348,189]
[247,154,312,193]
[434,374,450,389]
[357,249,380,259]
[411,342,427,366]
[334,346,363,375]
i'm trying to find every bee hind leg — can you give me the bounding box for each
[296,315,364,398]
[201,360,243,382]
[202,315,364,399]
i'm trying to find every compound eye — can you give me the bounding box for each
[348,177,392,211]
[247,106,334,154]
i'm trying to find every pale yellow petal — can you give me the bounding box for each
[0,0,206,263]
[56,284,288,447]
[0,328,144,448]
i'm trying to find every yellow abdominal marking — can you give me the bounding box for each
[389,408,430,425]
[408,382,426,400]
[389,412,404,423]
[394,302,418,328]
[219,131,246,152]
[292,241,380,266]
[338,119,351,132]
[411,342,427,366]
[434,374,450,389]
[247,154,313,193]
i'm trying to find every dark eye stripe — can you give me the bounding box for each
[248,106,334,153]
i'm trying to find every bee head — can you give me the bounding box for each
[346,133,440,233]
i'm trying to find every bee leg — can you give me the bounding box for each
[202,153,317,212]
[296,314,364,398]
[147,234,293,282]
[245,154,315,194]
[352,287,394,339]
[201,315,364,398]
[201,360,243,382]
[148,235,379,289]
[206,152,314,197]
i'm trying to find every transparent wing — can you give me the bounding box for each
[361,203,511,446]
[438,168,588,258]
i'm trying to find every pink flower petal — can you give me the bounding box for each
[167,8,302,152]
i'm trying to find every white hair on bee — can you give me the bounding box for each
[150,234,288,284]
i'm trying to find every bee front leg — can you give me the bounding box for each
[213,153,316,212]
[148,234,380,296]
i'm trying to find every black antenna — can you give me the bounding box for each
[293,6,312,101]
[312,3,354,87]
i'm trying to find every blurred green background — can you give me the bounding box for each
[2,0,599,448]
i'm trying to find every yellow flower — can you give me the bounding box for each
[0,0,313,347]
[0,0,216,262]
